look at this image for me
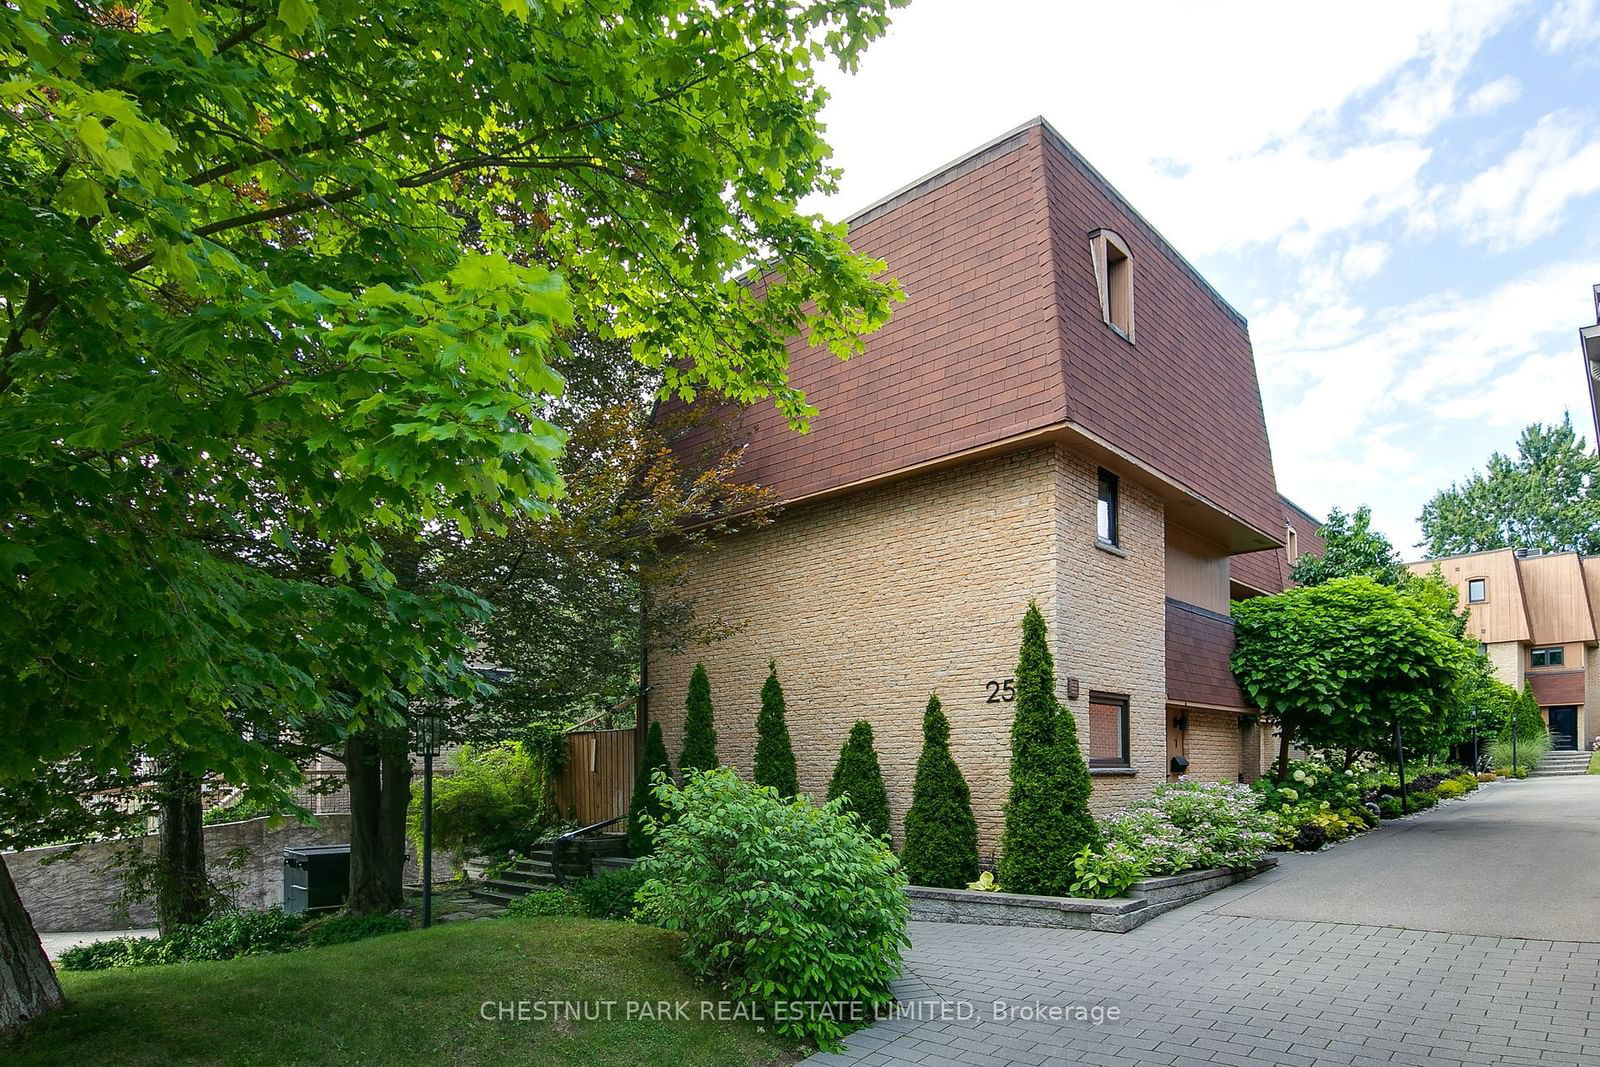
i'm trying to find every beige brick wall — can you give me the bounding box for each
[1051,447,1167,811]
[1177,708,1243,784]
[1486,640,1525,691]
[647,444,1178,857]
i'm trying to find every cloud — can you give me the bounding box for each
[1538,0,1600,52]
[1256,261,1600,546]
[1463,75,1522,114]
[1428,112,1600,249]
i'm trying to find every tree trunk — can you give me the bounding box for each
[1276,727,1291,783]
[0,855,63,1037]
[345,730,411,914]
[1341,747,1358,772]
[155,762,210,934]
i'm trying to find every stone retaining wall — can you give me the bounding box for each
[3,815,382,932]
[906,859,1274,933]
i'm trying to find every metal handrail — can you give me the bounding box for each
[550,814,625,887]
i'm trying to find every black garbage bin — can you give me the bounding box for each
[283,844,351,914]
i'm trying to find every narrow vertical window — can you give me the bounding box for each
[1285,523,1298,563]
[1089,229,1135,341]
[1097,468,1119,547]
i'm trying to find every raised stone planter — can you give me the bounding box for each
[906,858,1275,933]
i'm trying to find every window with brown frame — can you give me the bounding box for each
[1087,694,1130,768]
[1531,646,1565,668]
[1089,229,1135,341]
[1467,577,1486,604]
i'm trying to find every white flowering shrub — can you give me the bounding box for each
[1100,780,1276,875]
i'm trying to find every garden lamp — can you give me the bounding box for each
[416,711,445,928]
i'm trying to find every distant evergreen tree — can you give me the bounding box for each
[626,721,671,856]
[677,663,718,774]
[1500,683,1547,743]
[900,693,980,888]
[827,721,891,842]
[997,600,1100,895]
[753,661,799,797]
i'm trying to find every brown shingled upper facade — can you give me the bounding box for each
[692,118,1285,556]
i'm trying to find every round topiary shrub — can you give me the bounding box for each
[635,768,909,1050]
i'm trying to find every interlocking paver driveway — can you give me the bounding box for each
[806,779,1600,1066]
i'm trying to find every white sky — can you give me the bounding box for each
[805,0,1600,552]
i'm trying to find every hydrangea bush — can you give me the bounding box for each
[1099,780,1276,877]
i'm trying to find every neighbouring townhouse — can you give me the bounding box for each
[645,118,1318,853]
[1405,549,1600,752]
[1401,285,1600,754]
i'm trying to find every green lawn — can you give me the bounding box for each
[6,918,800,1066]
[1589,751,1600,774]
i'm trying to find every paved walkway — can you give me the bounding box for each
[807,778,1600,1066]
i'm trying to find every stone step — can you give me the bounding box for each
[468,887,521,906]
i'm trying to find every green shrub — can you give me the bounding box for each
[900,693,980,889]
[1068,844,1146,899]
[636,769,908,1050]
[1292,822,1326,851]
[627,721,671,857]
[409,741,548,864]
[58,908,306,972]
[1488,730,1549,773]
[827,720,891,842]
[678,663,718,774]
[301,912,409,948]
[202,792,288,825]
[1251,759,1365,813]
[57,935,168,972]
[1101,781,1276,874]
[1409,789,1439,809]
[1436,779,1466,799]
[998,601,1100,895]
[753,661,799,797]
[574,866,650,921]
[505,888,584,918]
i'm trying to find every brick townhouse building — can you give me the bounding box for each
[645,118,1317,852]
[1395,284,1600,755]
[1405,549,1600,752]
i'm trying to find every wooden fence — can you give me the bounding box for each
[554,727,639,827]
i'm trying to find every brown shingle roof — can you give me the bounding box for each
[680,119,1283,549]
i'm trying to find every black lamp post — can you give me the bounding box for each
[416,711,444,928]
[1393,717,1409,815]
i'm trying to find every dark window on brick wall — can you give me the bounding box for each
[1088,694,1130,768]
[1097,468,1120,547]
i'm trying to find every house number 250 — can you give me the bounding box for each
[985,679,1016,703]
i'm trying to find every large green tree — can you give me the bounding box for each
[1419,416,1600,556]
[1289,505,1405,587]
[0,0,901,1031]
[1232,577,1477,779]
